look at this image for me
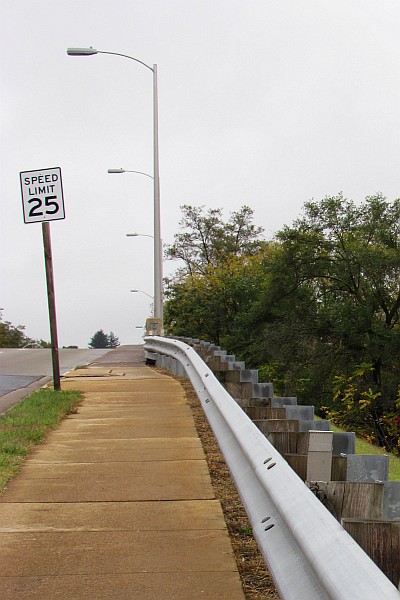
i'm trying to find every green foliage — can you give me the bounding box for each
[165,195,400,449]
[0,388,82,491]
[107,331,120,349]
[323,364,400,455]
[0,310,50,348]
[165,249,273,346]
[88,329,109,348]
[257,363,286,395]
[0,319,26,347]
[248,193,400,404]
[88,329,120,349]
[165,204,264,277]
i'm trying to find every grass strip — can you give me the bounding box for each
[0,388,82,492]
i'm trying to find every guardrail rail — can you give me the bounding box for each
[144,336,400,600]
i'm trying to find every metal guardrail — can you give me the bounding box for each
[144,336,400,599]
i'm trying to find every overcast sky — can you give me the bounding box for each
[1,0,399,348]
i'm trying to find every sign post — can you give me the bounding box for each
[20,167,65,391]
[41,222,61,391]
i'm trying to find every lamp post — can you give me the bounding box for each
[67,47,163,330]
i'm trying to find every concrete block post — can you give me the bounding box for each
[346,454,389,483]
[307,431,333,482]
[383,481,400,520]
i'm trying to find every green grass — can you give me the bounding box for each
[325,420,400,481]
[0,388,82,492]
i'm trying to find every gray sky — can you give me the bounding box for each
[1,0,399,348]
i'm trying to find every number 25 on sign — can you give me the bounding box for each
[20,167,65,223]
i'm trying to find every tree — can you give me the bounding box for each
[316,363,400,455]
[88,330,120,349]
[108,331,120,348]
[165,195,400,452]
[0,319,26,347]
[164,203,267,344]
[0,309,49,348]
[164,248,274,347]
[277,195,399,368]
[165,205,264,277]
[245,194,400,409]
[88,330,109,349]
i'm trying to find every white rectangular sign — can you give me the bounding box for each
[20,167,65,224]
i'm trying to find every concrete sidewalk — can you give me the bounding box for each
[0,346,245,599]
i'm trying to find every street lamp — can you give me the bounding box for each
[67,46,163,330]
[126,233,154,239]
[108,168,154,180]
[131,289,154,300]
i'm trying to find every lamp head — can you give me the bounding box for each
[67,47,98,56]
[107,169,125,173]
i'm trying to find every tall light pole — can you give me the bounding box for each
[67,47,163,330]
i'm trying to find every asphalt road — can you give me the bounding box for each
[0,347,113,414]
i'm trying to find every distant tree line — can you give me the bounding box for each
[164,197,400,455]
[88,330,120,349]
[0,311,120,351]
[0,310,50,348]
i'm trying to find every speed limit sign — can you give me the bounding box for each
[20,167,65,224]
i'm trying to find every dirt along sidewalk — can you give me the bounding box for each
[0,345,245,599]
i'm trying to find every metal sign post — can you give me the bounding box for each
[20,167,65,391]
